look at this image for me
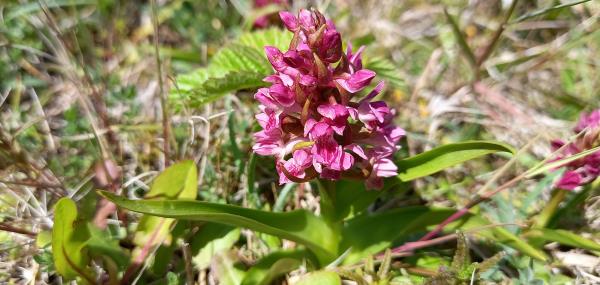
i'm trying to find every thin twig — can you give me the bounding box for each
[476,0,519,68]
[182,242,195,285]
[0,222,37,237]
[151,0,171,167]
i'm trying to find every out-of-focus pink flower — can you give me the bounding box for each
[253,9,405,189]
[552,109,600,190]
[575,109,600,133]
[253,0,287,29]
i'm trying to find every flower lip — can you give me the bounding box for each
[336,69,377,93]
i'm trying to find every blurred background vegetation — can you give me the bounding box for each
[0,0,599,284]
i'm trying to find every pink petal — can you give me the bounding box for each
[336,69,376,93]
[279,11,298,31]
[556,170,582,190]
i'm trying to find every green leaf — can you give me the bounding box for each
[396,141,515,181]
[51,198,95,284]
[444,8,477,67]
[331,179,408,222]
[524,228,600,252]
[511,0,591,23]
[213,251,246,285]
[191,223,241,270]
[294,271,341,285]
[132,160,198,266]
[99,191,338,265]
[173,71,267,107]
[364,57,406,89]
[525,145,600,178]
[242,249,314,285]
[171,28,291,108]
[341,206,455,264]
[237,28,294,51]
[5,0,95,21]
[458,215,548,261]
[145,160,198,199]
[86,224,129,270]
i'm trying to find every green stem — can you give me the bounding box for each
[534,188,567,229]
[317,179,337,225]
[316,180,343,257]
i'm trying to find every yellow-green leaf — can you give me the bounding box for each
[52,198,95,284]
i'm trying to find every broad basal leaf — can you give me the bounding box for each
[99,191,338,265]
[52,198,95,284]
[396,141,515,181]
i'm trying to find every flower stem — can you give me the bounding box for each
[533,188,567,229]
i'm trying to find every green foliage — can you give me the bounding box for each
[295,271,342,285]
[396,141,515,181]
[364,57,406,90]
[425,232,504,285]
[51,198,95,284]
[459,215,548,261]
[191,223,241,270]
[171,28,293,108]
[99,191,338,265]
[242,249,313,285]
[524,228,600,252]
[341,207,455,264]
[132,160,198,261]
[86,224,129,270]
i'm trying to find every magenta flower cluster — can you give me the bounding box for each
[552,109,600,190]
[252,9,405,189]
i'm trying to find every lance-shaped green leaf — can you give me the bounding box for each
[99,191,338,265]
[52,198,95,284]
[458,215,548,261]
[340,206,456,264]
[524,228,600,253]
[396,141,515,181]
[242,249,315,285]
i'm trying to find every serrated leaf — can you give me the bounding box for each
[171,28,291,108]
[236,28,293,51]
[173,71,267,107]
[364,57,406,89]
[99,191,338,265]
[51,198,95,284]
[396,141,515,181]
